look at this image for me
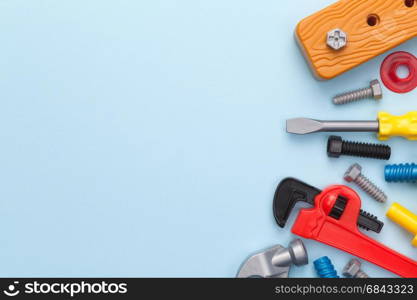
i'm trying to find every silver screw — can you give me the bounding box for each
[333,79,383,105]
[344,163,388,203]
[343,258,369,278]
[327,29,348,50]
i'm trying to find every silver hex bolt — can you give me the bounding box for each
[333,79,383,105]
[344,163,388,203]
[327,28,347,50]
[343,258,369,278]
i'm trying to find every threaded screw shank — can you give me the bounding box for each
[333,79,382,105]
[342,141,391,160]
[328,136,391,160]
[333,87,373,105]
[385,163,417,183]
[314,257,339,278]
[355,175,387,203]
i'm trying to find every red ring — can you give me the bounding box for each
[380,51,417,94]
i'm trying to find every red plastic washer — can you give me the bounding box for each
[380,51,417,94]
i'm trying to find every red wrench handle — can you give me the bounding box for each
[291,185,417,278]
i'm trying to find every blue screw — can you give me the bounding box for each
[385,163,417,183]
[314,256,339,278]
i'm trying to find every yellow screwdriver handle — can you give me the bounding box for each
[378,112,417,141]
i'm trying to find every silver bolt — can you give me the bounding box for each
[344,163,388,203]
[343,258,369,278]
[333,79,383,105]
[327,29,348,50]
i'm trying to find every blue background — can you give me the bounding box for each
[0,0,416,277]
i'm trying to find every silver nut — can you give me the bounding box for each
[344,163,362,182]
[343,259,361,278]
[327,29,347,50]
[370,79,383,100]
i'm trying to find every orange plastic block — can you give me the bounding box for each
[296,0,417,80]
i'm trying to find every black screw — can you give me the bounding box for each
[327,136,391,160]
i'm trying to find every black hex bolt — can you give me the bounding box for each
[327,136,391,160]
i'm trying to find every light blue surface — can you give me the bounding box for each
[0,0,416,278]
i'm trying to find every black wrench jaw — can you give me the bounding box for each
[273,178,321,228]
[273,178,384,233]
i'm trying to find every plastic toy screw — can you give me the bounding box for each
[344,163,387,203]
[327,136,391,160]
[385,163,417,183]
[342,258,369,278]
[333,80,383,105]
[314,256,339,278]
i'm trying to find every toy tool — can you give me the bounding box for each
[273,178,417,278]
[286,112,417,141]
[237,239,308,278]
[295,0,417,80]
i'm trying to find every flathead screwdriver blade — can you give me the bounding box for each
[286,118,379,135]
[286,118,324,134]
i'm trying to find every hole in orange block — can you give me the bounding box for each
[367,14,380,26]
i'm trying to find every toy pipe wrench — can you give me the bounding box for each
[273,178,417,278]
[274,178,384,233]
